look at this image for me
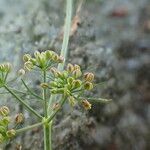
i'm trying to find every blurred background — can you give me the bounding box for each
[0,0,150,149]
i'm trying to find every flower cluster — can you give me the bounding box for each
[0,106,15,143]
[22,50,95,110]
[23,50,64,71]
[47,63,94,110]
[0,63,11,87]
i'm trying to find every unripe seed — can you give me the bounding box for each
[58,56,64,63]
[6,129,16,138]
[72,79,82,89]
[36,53,46,68]
[40,83,49,88]
[34,51,41,58]
[50,67,57,74]
[15,113,24,124]
[18,69,25,76]
[74,64,81,70]
[84,72,94,82]
[51,53,59,62]
[67,63,74,73]
[72,69,82,78]
[45,50,53,59]
[24,61,34,71]
[4,63,11,72]
[1,117,10,126]
[61,71,68,79]
[52,103,60,110]
[0,106,10,116]
[84,82,93,90]
[23,54,31,62]
[50,67,61,77]
[67,77,74,84]
[82,99,92,110]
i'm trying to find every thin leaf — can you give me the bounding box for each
[82,97,112,103]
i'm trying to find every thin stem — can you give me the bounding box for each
[43,71,47,117]
[4,72,9,82]
[47,96,66,123]
[58,0,73,71]
[21,79,43,100]
[16,122,43,134]
[4,85,43,120]
[43,70,50,150]
[80,97,112,103]
[10,88,27,95]
[44,123,51,150]
[49,121,52,150]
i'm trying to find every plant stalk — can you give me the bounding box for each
[43,71,48,117]
[16,122,43,134]
[43,70,51,150]
[58,0,73,71]
[44,123,51,150]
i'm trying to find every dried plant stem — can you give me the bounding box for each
[58,0,73,71]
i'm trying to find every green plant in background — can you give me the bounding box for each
[0,0,111,149]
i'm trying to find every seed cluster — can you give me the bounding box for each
[23,50,64,71]
[0,106,24,144]
[48,63,94,109]
[0,63,11,87]
[22,50,95,110]
[0,106,15,143]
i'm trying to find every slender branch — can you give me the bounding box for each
[81,97,112,103]
[16,122,43,134]
[4,72,9,82]
[47,96,66,123]
[0,88,26,95]
[4,85,43,120]
[21,79,43,100]
[10,88,27,95]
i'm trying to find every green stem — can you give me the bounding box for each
[43,70,50,150]
[47,96,66,123]
[16,122,43,134]
[44,123,51,150]
[43,71,48,117]
[21,79,43,100]
[4,85,42,120]
[49,121,52,150]
[58,0,73,71]
[44,96,66,150]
